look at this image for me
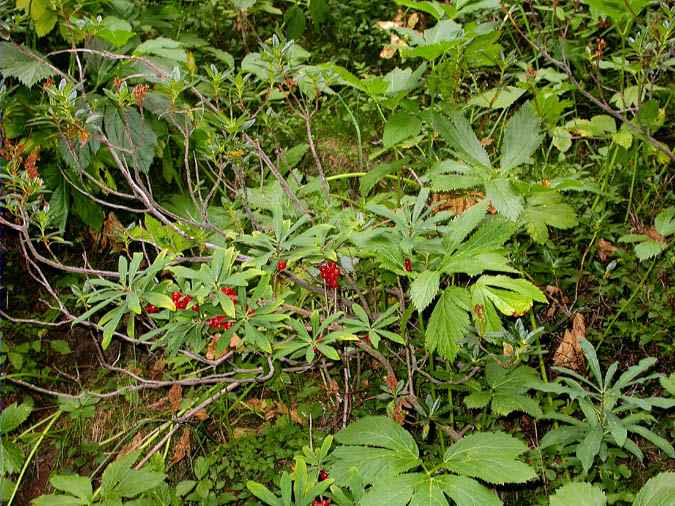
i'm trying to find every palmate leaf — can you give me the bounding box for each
[549,482,606,506]
[330,416,420,485]
[443,432,537,484]
[484,178,523,221]
[0,42,56,87]
[425,287,471,360]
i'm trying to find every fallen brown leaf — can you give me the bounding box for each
[431,191,485,215]
[553,313,586,371]
[169,384,182,413]
[597,239,617,262]
[171,427,191,464]
[119,432,145,457]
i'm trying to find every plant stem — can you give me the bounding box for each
[8,410,62,506]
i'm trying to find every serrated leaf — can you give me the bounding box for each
[433,112,491,169]
[633,472,675,506]
[410,271,441,312]
[443,432,536,484]
[104,105,157,173]
[485,178,523,221]
[0,402,32,433]
[384,112,422,148]
[469,86,526,110]
[654,207,675,237]
[501,102,543,171]
[437,475,502,506]
[331,416,420,485]
[425,287,471,360]
[133,37,187,62]
[550,482,606,506]
[522,191,578,243]
[634,239,665,261]
[0,42,56,87]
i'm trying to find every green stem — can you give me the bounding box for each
[325,172,419,186]
[8,410,62,506]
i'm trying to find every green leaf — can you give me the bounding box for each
[633,472,675,506]
[550,482,606,506]
[0,402,32,434]
[425,287,471,360]
[50,475,93,501]
[32,495,88,506]
[383,112,422,149]
[634,239,665,261]
[660,373,675,396]
[49,340,72,355]
[331,416,420,485]
[502,102,544,171]
[98,17,135,47]
[485,178,523,221]
[576,427,603,473]
[464,390,491,409]
[0,42,56,87]
[360,160,405,196]
[16,0,57,36]
[469,86,526,110]
[144,292,175,311]
[133,37,187,62]
[104,105,158,173]
[654,207,675,237]
[284,5,306,40]
[246,481,281,505]
[443,431,536,484]
[437,475,502,506]
[522,191,578,243]
[100,452,165,498]
[433,112,491,169]
[410,271,441,312]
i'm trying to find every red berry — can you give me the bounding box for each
[311,499,330,506]
[404,259,413,272]
[175,294,192,310]
[319,262,341,288]
[318,469,329,482]
[145,304,159,314]
[192,304,200,313]
[220,287,238,303]
[276,260,287,271]
[207,315,232,331]
[171,291,182,303]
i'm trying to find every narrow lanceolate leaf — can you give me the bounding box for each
[485,178,523,221]
[0,42,56,87]
[633,472,675,506]
[432,112,491,170]
[549,482,606,506]
[500,101,543,171]
[331,416,420,485]
[577,426,603,473]
[443,432,536,484]
[410,271,441,312]
[425,287,471,360]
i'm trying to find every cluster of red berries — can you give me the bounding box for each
[172,291,194,310]
[319,262,341,288]
[145,304,160,314]
[311,499,330,506]
[318,469,329,482]
[220,287,237,303]
[276,259,287,271]
[207,315,233,331]
[404,258,413,272]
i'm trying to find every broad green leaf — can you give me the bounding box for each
[485,178,523,221]
[32,496,87,506]
[522,191,578,243]
[425,287,471,360]
[634,240,665,261]
[660,373,675,396]
[469,86,525,110]
[443,432,536,484]
[246,481,281,505]
[384,112,422,149]
[104,106,157,173]
[360,160,405,196]
[133,37,187,62]
[16,0,57,36]
[50,475,93,501]
[359,473,420,506]
[633,472,675,506]
[432,112,491,169]
[98,17,135,47]
[437,475,501,506]
[410,271,441,312]
[550,482,606,506]
[654,207,675,237]
[144,292,176,311]
[0,402,32,433]
[0,42,56,87]
[331,416,420,485]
